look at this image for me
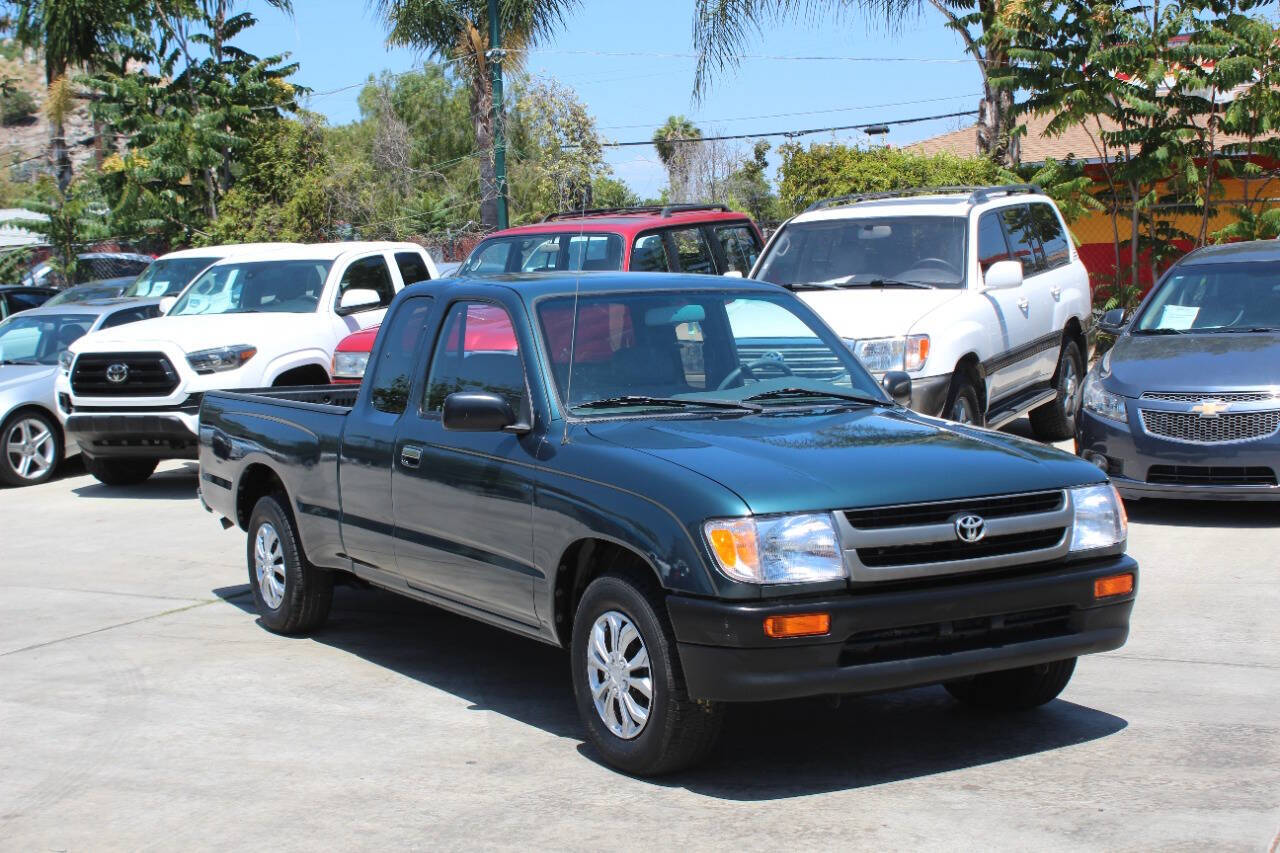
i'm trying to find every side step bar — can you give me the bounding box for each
[987,384,1058,429]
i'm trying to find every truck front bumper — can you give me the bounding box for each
[666,555,1136,703]
[65,409,200,460]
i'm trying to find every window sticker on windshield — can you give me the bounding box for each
[1159,304,1200,329]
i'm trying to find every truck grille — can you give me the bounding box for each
[735,343,845,380]
[839,606,1074,665]
[1147,465,1277,487]
[1141,391,1279,403]
[1139,409,1280,444]
[839,490,1072,581]
[71,352,180,397]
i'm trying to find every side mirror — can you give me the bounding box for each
[158,296,177,314]
[881,370,912,407]
[442,391,528,433]
[1098,307,1128,336]
[722,270,744,278]
[338,288,381,315]
[983,260,1023,290]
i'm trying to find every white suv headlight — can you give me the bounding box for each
[1069,484,1127,552]
[704,513,845,583]
[843,335,930,372]
[1082,373,1127,422]
[332,351,370,380]
[187,344,257,374]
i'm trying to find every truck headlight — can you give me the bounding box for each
[332,351,370,380]
[187,344,257,374]
[1082,374,1127,422]
[1069,484,1127,552]
[58,349,75,375]
[844,335,929,372]
[704,513,845,583]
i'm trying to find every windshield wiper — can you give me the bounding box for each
[861,278,936,289]
[0,359,39,366]
[573,395,763,412]
[1132,327,1186,335]
[1213,326,1280,333]
[743,387,885,406]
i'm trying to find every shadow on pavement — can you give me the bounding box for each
[213,582,1128,797]
[71,462,199,501]
[1125,498,1277,529]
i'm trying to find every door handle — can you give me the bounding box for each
[1017,297,1030,312]
[1050,286,1062,301]
[400,445,422,469]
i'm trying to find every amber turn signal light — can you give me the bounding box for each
[763,612,831,638]
[1094,573,1134,599]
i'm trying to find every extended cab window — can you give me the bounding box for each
[630,233,669,272]
[977,212,1013,273]
[424,302,526,415]
[715,224,762,273]
[337,256,396,311]
[369,296,434,414]
[669,228,718,274]
[1031,203,1070,269]
[999,205,1046,275]
[394,252,432,286]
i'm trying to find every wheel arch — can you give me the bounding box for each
[551,536,664,648]
[271,362,330,387]
[235,461,289,531]
[952,351,988,412]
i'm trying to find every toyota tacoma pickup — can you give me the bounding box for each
[753,185,1092,439]
[59,241,437,485]
[198,273,1137,775]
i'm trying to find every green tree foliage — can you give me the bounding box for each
[723,140,780,224]
[19,175,111,285]
[0,86,36,125]
[652,114,701,201]
[509,78,612,218]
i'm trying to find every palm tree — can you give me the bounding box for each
[691,0,1019,165]
[652,115,701,202]
[369,0,579,228]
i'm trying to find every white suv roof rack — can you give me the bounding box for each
[804,183,1044,213]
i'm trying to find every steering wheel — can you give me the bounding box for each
[910,257,959,272]
[717,356,794,390]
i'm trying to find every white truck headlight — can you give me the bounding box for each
[1069,484,1127,552]
[58,349,75,375]
[332,351,370,380]
[187,344,257,374]
[704,513,845,583]
[1082,373,1127,422]
[844,335,929,372]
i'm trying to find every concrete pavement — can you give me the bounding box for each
[0,458,1277,851]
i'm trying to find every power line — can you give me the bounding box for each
[596,93,982,131]
[526,48,983,65]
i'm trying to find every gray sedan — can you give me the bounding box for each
[0,299,160,487]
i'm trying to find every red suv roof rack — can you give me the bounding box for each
[542,203,732,222]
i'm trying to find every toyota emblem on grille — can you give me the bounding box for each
[105,363,129,384]
[954,514,986,543]
[1190,399,1229,419]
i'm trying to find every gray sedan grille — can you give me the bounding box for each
[1139,409,1280,444]
[1141,391,1279,403]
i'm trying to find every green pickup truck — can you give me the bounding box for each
[197,273,1137,775]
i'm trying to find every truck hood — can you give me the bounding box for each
[796,288,964,339]
[1106,331,1280,397]
[585,407,1101,515]
[72,312,323,356]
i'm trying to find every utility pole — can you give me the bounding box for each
[487,0,509,229]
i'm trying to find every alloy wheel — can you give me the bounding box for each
[5,417,56,481]
[254,522,286,609]
[586,610,653,739]
[1060,356,1081,414]
[951,397,975,424]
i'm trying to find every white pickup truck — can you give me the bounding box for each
[750,185,1092,441]
[58,241,437,484]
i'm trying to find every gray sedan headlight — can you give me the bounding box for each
[704,513,845,583]
[332,351,370,380]
[1082,374,1127,422]
[1069,484,1127,552]
[187,344,257,374]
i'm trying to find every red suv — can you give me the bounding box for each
[331,204,765,382]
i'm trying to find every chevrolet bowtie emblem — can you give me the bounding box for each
[1190,399,1229,418]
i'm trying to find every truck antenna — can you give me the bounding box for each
[561,187,589,446]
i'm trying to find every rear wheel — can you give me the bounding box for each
[944,375,984,426]
[1030,339,1084,441]
[571,569,723,775]
[945,658,1077,710]
[83,455,157,486]
[0,410,62,487]
[247,495,333,634]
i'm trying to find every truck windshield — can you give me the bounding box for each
[536,291,884,414]
[170,260,333,315]
[124,256,220,298]
[458,233,623,275]
[0,313,94,365]
[755,216,968,289]
[1134,262,1280,333]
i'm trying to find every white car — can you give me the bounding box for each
[59,242,438,485]
[751,185,1092,440]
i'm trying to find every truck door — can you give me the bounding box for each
[390,298,540,626]
[338,295,435,578]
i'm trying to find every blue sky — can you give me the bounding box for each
[240,0,985,198]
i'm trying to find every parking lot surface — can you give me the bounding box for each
[1,453,1277,851]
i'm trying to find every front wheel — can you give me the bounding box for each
[571,570,723,775]
[944,376,984,426]
[1030,339,1084,441]
[0,410,62,487]
[82,455,157,486]
[247,495,333,634]
[944,657,1077,710]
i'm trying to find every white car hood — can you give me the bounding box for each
[72,312,322,355]
[798,288,965,340]
[0,364,56,395]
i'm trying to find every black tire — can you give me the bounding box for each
[82,455,158,486]
[0,409,62,487]
[944,657,1077,710]
[246,494,333,634]
[944,375,985,426]
[1030,339,1085,442]
[571,569,723,775]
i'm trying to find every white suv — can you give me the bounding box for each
[58,241,437,485]
[751,185,1091,440]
